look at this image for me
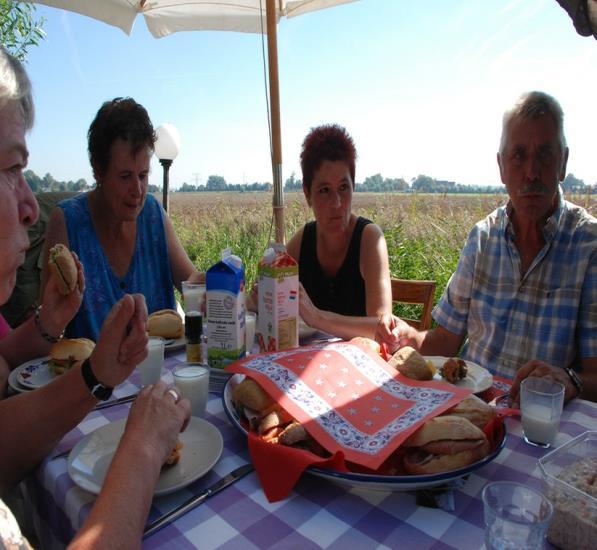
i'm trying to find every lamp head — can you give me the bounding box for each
[154,123,181,160]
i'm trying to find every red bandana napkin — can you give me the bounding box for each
[227,340,474,498]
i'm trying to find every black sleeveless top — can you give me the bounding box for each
[299,216,372,316]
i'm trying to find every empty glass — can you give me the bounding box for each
[482,481,553,550]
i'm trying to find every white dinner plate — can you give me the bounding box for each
[68,417,223,496]
[222,374,506,492]
[15,356,53,389]
[426,357,493,394]
[8,367,32,393]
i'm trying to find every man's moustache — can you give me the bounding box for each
[519,182,548,195]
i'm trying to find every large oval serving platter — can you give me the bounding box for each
[222,374,506,492]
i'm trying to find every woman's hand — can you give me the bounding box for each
[39,252,85,338]
[89,294,149,388]
[298,283,320,328]
[375,314,418,354]
[120,381,191,468]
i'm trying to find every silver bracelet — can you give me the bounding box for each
[34,306,64,344]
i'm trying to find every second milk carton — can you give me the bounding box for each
[206,249,246,369]
[257,244,299,352]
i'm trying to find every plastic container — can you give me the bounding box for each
[538,430,597,550]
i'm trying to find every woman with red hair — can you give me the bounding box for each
[286,124,392,340]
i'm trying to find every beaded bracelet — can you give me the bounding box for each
[34,305,64,344]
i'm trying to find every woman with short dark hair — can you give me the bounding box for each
[41,98,201,340]
[286,124,392,340]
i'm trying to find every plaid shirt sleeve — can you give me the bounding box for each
[578,246,597,359]
[432,223,482,335]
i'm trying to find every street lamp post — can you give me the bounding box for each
[154,123,181,213]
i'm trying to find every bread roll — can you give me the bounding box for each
[49,243,77,295]
[351,337,381,355]
[163,440,183,467]
[49,338,95,375]
[148,309,183,339]
[232,378,275,412]
[389,346,436,380]
[443,395,496,430]
[402,415,490,474]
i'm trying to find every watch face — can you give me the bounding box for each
[92,384,113,401]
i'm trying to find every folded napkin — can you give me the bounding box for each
[227,339,474,500]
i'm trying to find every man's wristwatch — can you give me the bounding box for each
[81,358,113,401]
[564,366,583,397]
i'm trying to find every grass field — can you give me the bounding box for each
[166,191,596,316]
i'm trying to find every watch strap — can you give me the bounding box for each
[81,358,113,401]
[564,366,583,397]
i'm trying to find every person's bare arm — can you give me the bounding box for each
[0,366,98,493]
[286,227,304,263]
[360,224,392,317]
[375,316,465,357]
[0,294,148,494]
[163,214,202,290]
[579,357,597,402]
[70,382,191,549]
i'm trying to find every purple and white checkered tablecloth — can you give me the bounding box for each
[16,351,597,550]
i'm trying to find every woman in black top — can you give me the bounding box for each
[286,124,392,340]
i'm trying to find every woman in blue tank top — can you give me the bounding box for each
[41,98,202,340]
[285,124,393,341]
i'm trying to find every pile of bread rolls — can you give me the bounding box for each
[231,372,496,475]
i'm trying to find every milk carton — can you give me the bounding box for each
[257,243,299,351]
[206,249,246,368]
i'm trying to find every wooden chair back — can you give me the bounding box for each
[390,278,437,330]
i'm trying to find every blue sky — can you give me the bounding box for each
[25,0,596,189]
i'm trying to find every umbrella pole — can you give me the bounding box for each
[266,0,285,244]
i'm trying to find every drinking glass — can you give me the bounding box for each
[137,336,164,386]
[520,378,565,448]
[482,481,553,550]
[182,281,206,314]
[173,363,210,417]
[245,312,257,354]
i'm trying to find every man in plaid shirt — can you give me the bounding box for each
[379,91,596,405]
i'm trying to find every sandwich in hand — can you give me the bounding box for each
[48,243,77,295]
[402,415,490,475]
[48,338,95,376]
[147,309,183,339]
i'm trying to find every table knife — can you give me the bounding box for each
[143,463,254,538]
[94,392,138,411]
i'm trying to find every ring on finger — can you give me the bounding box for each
[166,388,180,404]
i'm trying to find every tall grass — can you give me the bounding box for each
[166,191,595,318]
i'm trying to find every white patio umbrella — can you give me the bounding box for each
[28,0,359,243]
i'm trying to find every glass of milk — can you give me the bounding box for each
[182,281,206,315]
[173,363,210,417]
[137,337,165,386]
[520,378,565,448]
[245,312,257,355]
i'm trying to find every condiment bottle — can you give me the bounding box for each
[185,311,207,364]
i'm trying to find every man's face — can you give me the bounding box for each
[497,114,568,225]
[0,102,38,304]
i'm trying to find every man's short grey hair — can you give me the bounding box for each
[0,46,34,130]
[499,91,566,155]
